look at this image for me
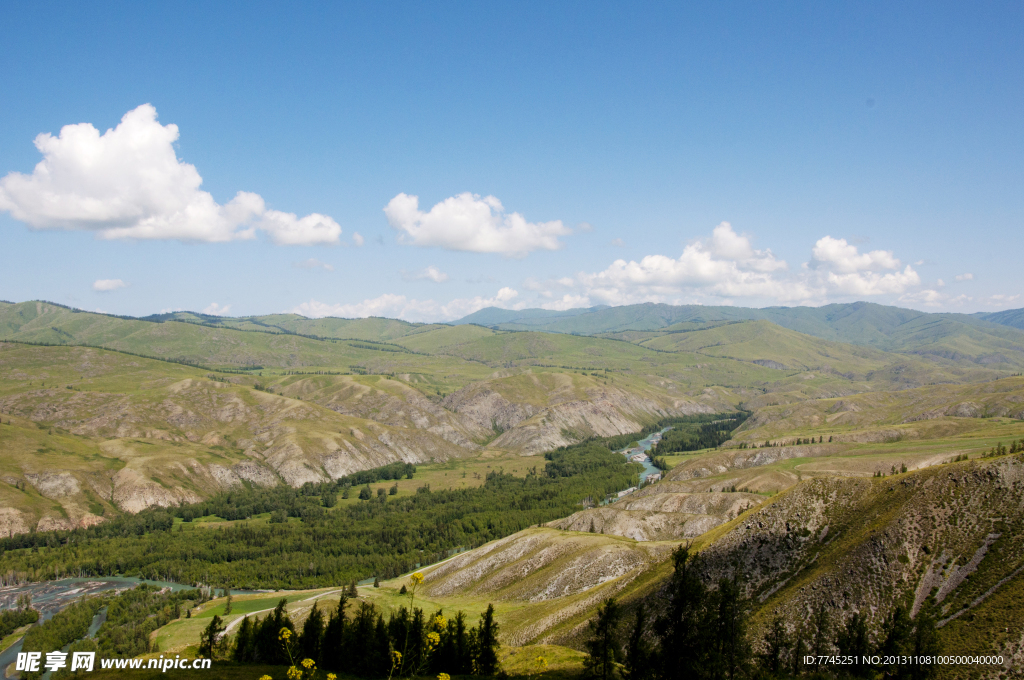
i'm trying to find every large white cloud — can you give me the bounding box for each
[293,287,521,323]
[573,223,812,306]
[0,104,341,245]
[533,223,924,309]
[810,236,900,273]
[384,192,569,257]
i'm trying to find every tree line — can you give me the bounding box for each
[226,591,501,678]
[580,545,941,680]
[651,412,750,456]
[0,438,643,589]
[0,595,38,639]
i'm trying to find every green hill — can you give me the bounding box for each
[454,302,1024,369]
[978,306,1024,330]
[452,306,603,326]
[0,301,475,375]
[141,310,444,341]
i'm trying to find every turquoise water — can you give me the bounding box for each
[617,427,671,484]
[0,577,197,675]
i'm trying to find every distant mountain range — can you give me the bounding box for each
[453,300,1024,346]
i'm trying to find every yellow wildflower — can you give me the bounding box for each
[536,656,548,671]
[427,631,441,648]
[438,673,451,680]
[259,676,273,680]
[327,675,338,680]
[434,614,448,630]
[286,666,302,680]
[301,658,316,669]
[279,627,292,641]
[410,572,424,586]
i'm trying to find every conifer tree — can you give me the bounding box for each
[584,598,622,680]
[759,615,788,676]
[656,545,710,680]
[232,615,254,662]
[198,614,225,659]
[320,594,348,670]
[714,576,751,680]
[836,612,870,678]
[624,602,653,680]
[300,601,325,663]
[475,604,500,675]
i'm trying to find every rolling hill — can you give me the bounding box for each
[453,301,1024,369]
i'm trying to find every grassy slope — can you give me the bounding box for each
[142,310,447,341]
[735,376,1024,440]
[0,343,486,527]
[979,307,1024,330]
[459,302,1024,369]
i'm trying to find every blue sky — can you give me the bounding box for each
[1,1,1021,321]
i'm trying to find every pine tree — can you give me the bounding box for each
[475,604,500,675]
[836,612,871,678]
[300,601,325,663]
[881,605,913,677]
[453,610,474,675]
[320,594,348,670]
[791,627,808,677]
[811,603,832,659]
[584,598,622,680]
[656,545,710,680]
[759,615,788,676]
[232,615,254,662]
[909,609,940,680]
[373,613,392,677]
[198,614,226,659]
[624,602,653,680]
[714,576,751,680]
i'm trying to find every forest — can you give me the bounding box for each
[651,412,750,456]
[15,544,944,679]
[0,432,658,588]
[580,545,942,680]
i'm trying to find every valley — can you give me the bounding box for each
[2,299,1024,678]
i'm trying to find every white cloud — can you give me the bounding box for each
[898,289,947,307]
[0,104,341,245]
[541,294,592,311]
[577,222,594,233]
[203,302,231,315]
[293,287,521,323]
[610,238,625,247]
[352,232,365,247]
[809,235,919,296]
[293,258,334,271]
[260,210,341,246]
[531,224,926,310]
[810,236,900,273]
[955,273,974,281]
[93,278,127,292]
[986,294,1021,306]
[574,223,811,306]
[402,265,449,283]
[384,192,569,257]
[822,267,920,296]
